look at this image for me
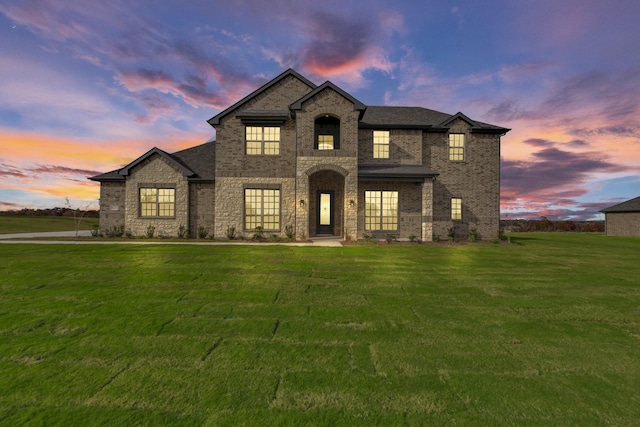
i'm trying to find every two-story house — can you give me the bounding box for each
[90,69,509,241]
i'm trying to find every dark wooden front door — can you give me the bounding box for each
[316,190,334,234]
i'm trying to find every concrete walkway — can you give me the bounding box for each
[0,231,344,246]
[0,230,93,239]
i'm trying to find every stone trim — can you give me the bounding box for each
[304,163,350,177]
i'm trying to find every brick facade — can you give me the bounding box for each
[92,69,508,242]
[605,212,640,237]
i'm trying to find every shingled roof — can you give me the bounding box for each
[601,195,640,213]
[89,142,215,183]
[360,106,509,133]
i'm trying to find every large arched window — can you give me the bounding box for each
[314,116,340,150]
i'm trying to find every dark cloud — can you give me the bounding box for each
[501,146,626,206]
[485,99,530,122]
[300,11,372,74]
[0,201,23,209]
[569,125,639,138]
[523,138,554,147]
[29,165,103,177]
[0,163,28,179]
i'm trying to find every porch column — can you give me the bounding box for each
[421,178,434,242]
[344,170,358,240]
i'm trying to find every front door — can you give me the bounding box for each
[316,190,334,235]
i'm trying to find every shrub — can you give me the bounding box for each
[468,228,478,242]
[252,226,264,241]
[284,225,295,240]
[145,225,155,239]
[409,235,417,242]
[178,224,188,239]
[226,226,236,240]
[125,229,133,239]
[90,224,99,237]
[447,227,456,242]
[385,234,396,244]
[112,224,125,238]
[197,226,209,239]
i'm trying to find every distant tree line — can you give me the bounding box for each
[501,217,604,233]
[0,207,99,218]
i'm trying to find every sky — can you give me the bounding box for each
[1,0,639,220]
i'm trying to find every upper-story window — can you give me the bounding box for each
[246,126,280,155]
[314,116,340,150]
[449,134,465,161]
[373,130,390,159]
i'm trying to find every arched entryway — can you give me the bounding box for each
[308,170,345,237]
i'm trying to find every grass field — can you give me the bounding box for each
[0,234,638,425]
[0,216,99,234]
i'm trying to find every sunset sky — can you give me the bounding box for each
[1,0,639,220]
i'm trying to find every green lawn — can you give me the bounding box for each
[0,234,638,425]
[0,215,99,234]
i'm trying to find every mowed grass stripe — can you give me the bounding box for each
[0,233,639,425]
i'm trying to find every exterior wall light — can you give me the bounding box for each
[299,199,305,207]
[349,200,355,208]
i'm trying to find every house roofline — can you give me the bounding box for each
[118,147,195,177]
[207,69,317,126]
[290,81,366,111]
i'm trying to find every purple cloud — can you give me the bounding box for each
[504,147,624,194]
[0,163,28,179]
[29,165,103,178]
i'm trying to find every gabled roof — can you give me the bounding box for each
[443,112,509,134]
[118,147,195,177]
[207,69,317,126]
[601,195,640,213]
[171,142,216,181]
[290,81,366,111]
[89,142,215,183]
[359,107,509,134]
[360,106,451,129]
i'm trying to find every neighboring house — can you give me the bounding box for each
[90,69,509,241]
[601,196,640,237]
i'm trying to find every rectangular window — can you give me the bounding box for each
[246,126,280,155]
[140,187,175,217]
[365,190,398,231]
[373,130,390,159]
[317,135,334,150]
[245,188,280,230]
[449,133,465,161]
[451,198,462,220]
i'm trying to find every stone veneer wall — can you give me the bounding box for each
[189,182,215,238]
[124,155,189,237]
[214,177,296,239]
[426,118,501,241]
[294,88,361,239]
[605,212,640,237]
[98,182,125,235]
[296,158,358,239]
